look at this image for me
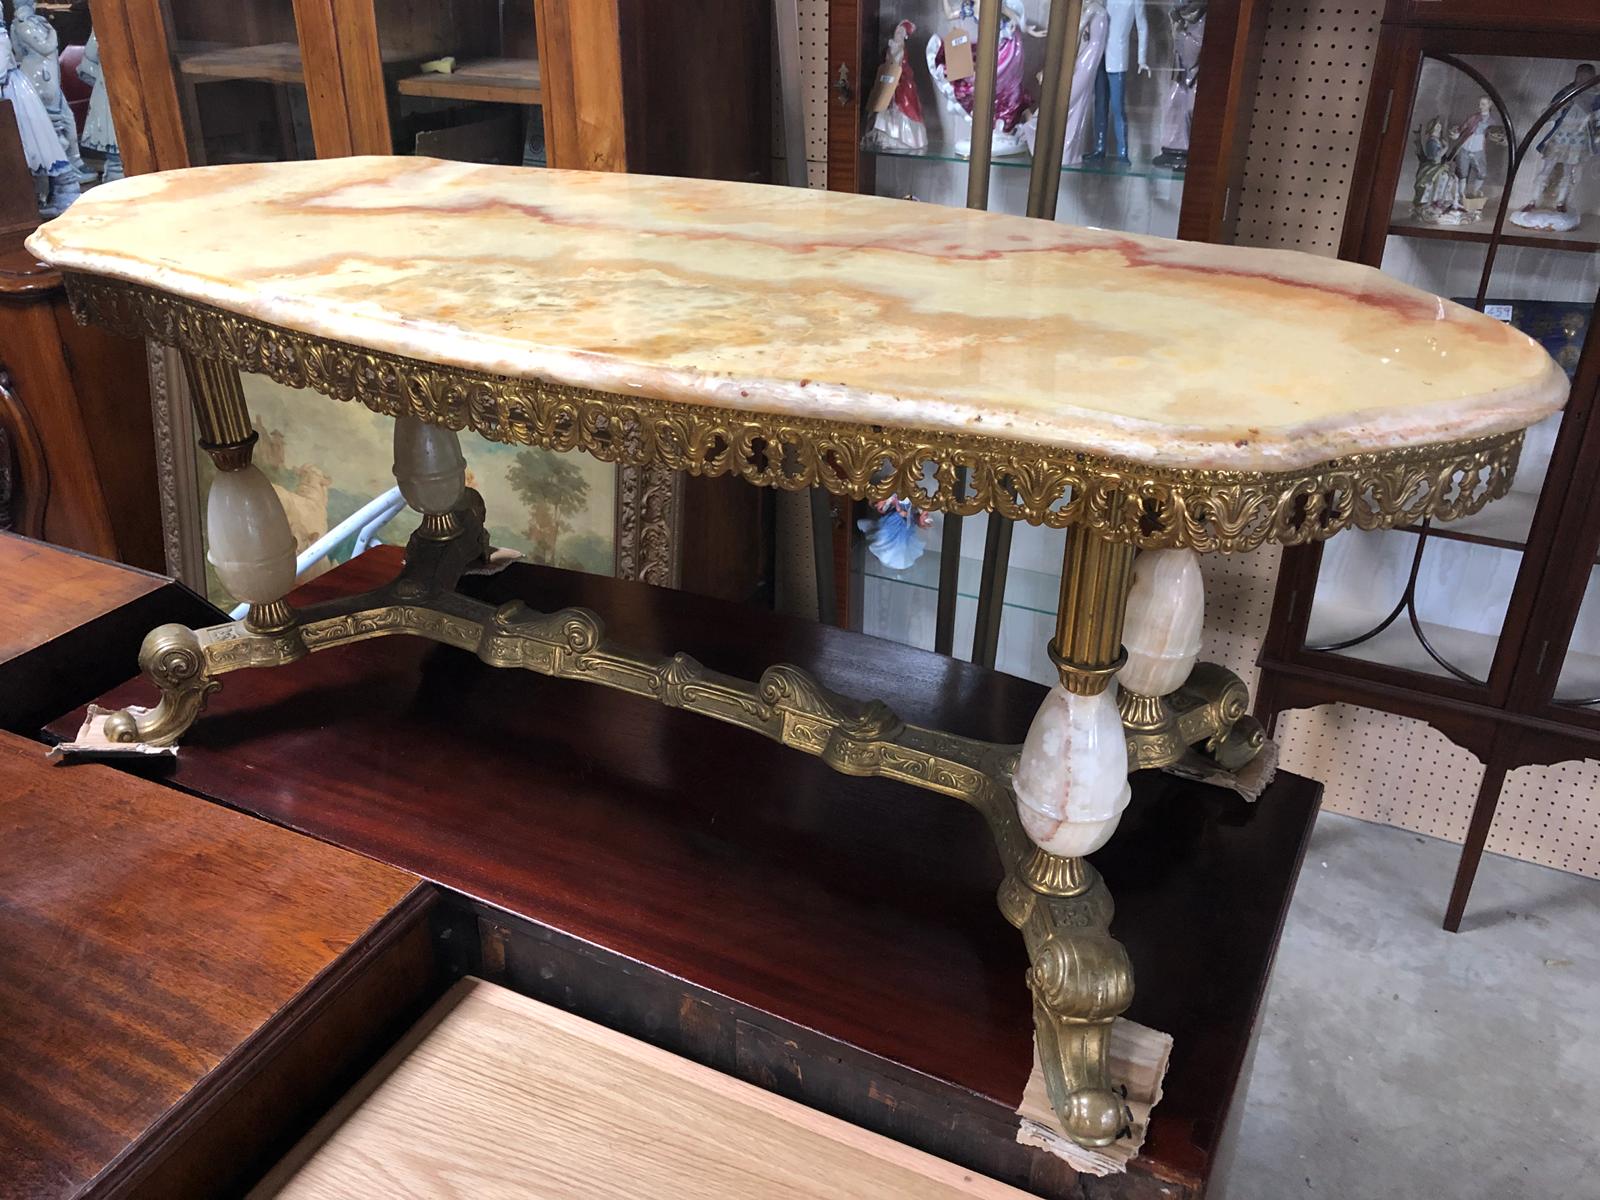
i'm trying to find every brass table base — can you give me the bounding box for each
[89,499,1265,1150]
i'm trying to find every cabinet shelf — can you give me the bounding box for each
[1396,489,1537,550]
[177,42,304,85]
[1387,201,1600,254]
[397,57,541,106]
[1306,610,1499,685]
[862,139,1187,181]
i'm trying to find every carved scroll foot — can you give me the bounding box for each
[102,624,222,746]
[999,864,1133,1148]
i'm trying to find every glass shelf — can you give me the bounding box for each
[857,544,1060,618]
[1397,489,1539,551]
[1306,610,1501,684]
[863,139,1187,182]
[1387,202,1600,254]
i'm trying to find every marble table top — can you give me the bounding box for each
[29,157,1567,471]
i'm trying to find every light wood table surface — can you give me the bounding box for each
[255,977,1030,1199]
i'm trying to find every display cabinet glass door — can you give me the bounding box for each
[166,1,319,165]
[852,0,1211,684]
[370,0,543,165]
[1302,51,1599,699]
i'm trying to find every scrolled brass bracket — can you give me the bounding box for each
[1120,660,1267,773]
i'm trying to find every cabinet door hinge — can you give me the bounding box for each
[1379,89,1394,136]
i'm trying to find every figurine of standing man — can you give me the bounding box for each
[1087,0,1149,163]
[1514,63,1599,232]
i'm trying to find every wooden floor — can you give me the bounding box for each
[255,978,1028,1200]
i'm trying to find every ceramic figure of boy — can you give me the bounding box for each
[1448,96,1503,204]
[1086,0,1149,164]
[1514,63,1599,231]
[0,10,74,214]
[76,30,121,182]
[11,0,91,184]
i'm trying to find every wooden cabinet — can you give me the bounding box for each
[90,0,772,602]
[0,97,160,570]
[1256,0,1600,930]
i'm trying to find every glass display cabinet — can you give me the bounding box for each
[1256,0,1600,931]
[825,0,1267,678]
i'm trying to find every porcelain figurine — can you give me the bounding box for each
[76,31,121,182]
[1086,0,1149,163]
[1152,1,1205,171]
[1046,0,1108,165]
[1447,96,1502,211]
[855,493,931,571]
[1514,63,1598,233]
[927,1,1035,159]
[0,12,73,215]
[1411,116,1470,224]
[863,20,928,153]
[11,0,91,185]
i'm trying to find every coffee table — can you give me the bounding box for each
[28,156,1565,1148]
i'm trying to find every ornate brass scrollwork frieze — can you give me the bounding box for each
[65,274,1524,553]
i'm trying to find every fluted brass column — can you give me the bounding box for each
[181,352,257,470]
[1050,523,1136,695]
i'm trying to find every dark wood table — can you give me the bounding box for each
[0,726,437,1199]
[46,546,1321,1200]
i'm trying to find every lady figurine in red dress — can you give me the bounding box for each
[864,20,927,153]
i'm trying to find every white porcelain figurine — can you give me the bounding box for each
[1050,0,1108,165]
[926,0,1036,159]
[863,20,927,153]
[76,31,122,182]
[1411,116,1470,224]
[10,1,91,184]
[1448,96,1502,211]
[1152,1,1205,171]
[0,8,74,215]
[1513,63,1598,233]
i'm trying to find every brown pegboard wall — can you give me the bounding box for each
[1231,1,1384,252]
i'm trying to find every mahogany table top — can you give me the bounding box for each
[0,725,423,1197]
[49,548,1321,1194]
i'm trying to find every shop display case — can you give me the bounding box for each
[826,0,1267,675]
[1256,0,1600,930]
